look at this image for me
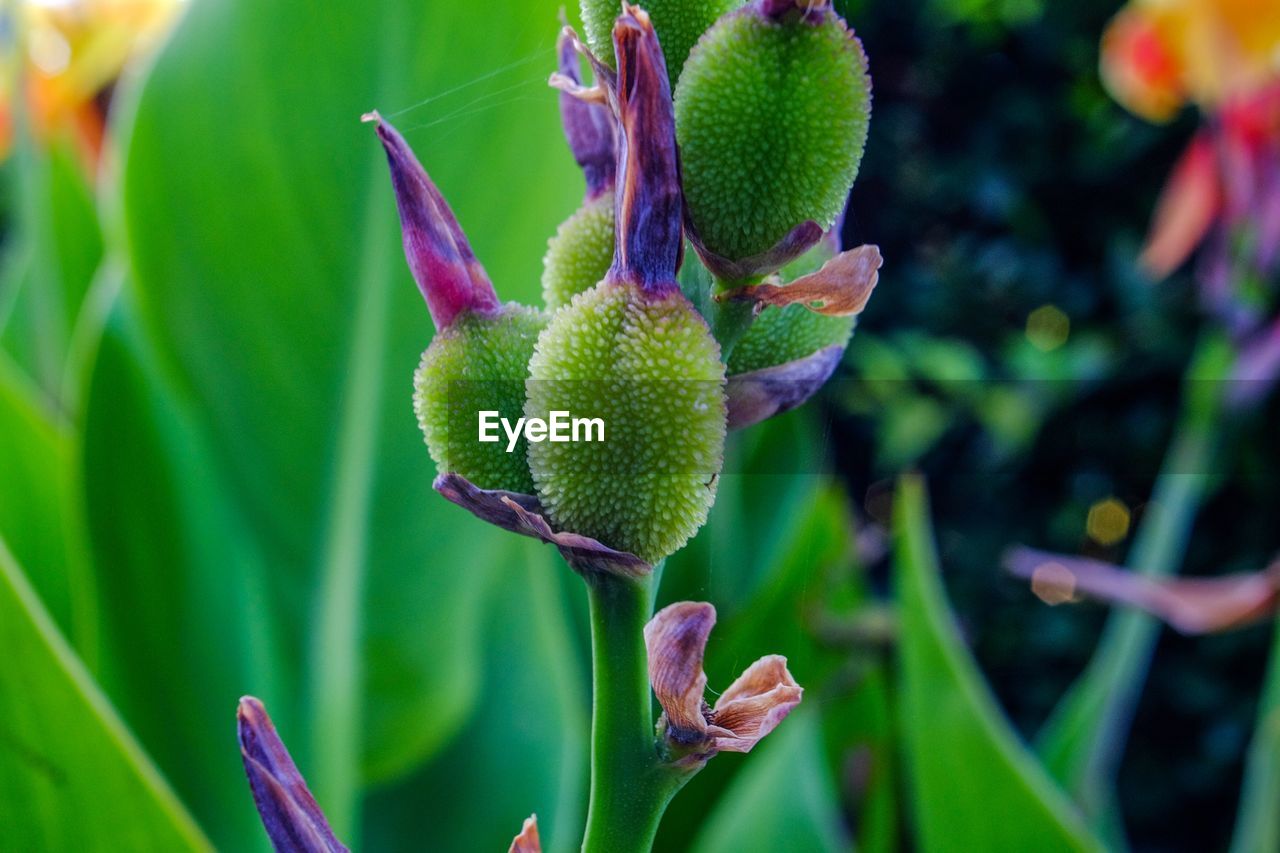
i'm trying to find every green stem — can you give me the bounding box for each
[581,571,689,853]
[1037,334,1230,841]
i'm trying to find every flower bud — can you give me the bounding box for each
[675,0,871,273]
[645,602,803,765]
[527,7,727,565]
[237,697,348,853]
[579,0,738,85]
[369,113,547,493]
[543,27,618,310]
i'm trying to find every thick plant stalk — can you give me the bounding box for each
[582,571,688,852]
[1035,335,1228,842]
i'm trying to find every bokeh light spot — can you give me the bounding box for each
[1026,304,1070,352]
[1087,497,1131,546]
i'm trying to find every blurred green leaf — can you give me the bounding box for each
[115,0,581,836]
[0,536,210,851]
[893,475,1101,852]
[0,352,91,650]
[0,132,103,405]
[364,540,588,853]
[80,293,282,850]
[691,709,850,853]
[1231,621,1280,853]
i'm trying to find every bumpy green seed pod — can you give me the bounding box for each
[580,0,738,85]
[542,193,616,309]
[370,113,545,493]
[676,0,871,268]
[413,308,545,492]
[528,7,726,565]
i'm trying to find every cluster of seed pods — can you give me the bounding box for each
[372,0,880,571]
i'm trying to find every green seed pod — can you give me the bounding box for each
[542,192,616,309]
[528,7,726,565]
[727,229,853,374]
[676,0,871,268]
[414,307,546,493]
[370,113,546,493]
[580,0,739,85]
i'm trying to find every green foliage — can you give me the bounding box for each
[542,194,615,310]
[690,710,848,853]
[0,538,210,851]
[413,306,547,492]
[526,283,726,563]
[894,476,1103,852]
[675,6,870,260]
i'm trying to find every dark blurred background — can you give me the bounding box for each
[829,0,1280,847]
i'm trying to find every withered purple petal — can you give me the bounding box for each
[607,5,684,292]
[687,219,825,281]
[726,344,844,429]
[645,602,716,741]
[758,0,831,23]
[433,472,651,577]
[708,655,803,753]
[723,244,882,315]
[365,112,500,330]
[237,697,348,853]
[557,26,617,200]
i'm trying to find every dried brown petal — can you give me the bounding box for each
[645,601,716,742]
[726,344,844,429]
[508,814,541,853]
[708,655,803,753]
[645,601,804,764]
[433,472,650,578]
[1005,546,1280,634]
[722,245,882,316]
[237,697,348,853]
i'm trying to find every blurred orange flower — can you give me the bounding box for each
[1,0,182,167]
[1101,0,1280,286]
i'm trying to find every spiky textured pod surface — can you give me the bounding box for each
[675,7,871,261]
[541,194,616,310]
[414,306,547,492]
[526,282,726,564]
[580,0,739,84]
[727,306,854,374]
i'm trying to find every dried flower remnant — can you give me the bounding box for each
[579,0,738,84]
[509,814,541,853]
[366,111,548,493]
[645,601,803,765]
[526,7,727,565]
[543,25,619,309]
[237,697,348,853]
[1005,547,1280,634]
[675,0,872,274]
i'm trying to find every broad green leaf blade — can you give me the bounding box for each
[691,709,849,853]
[1034,341,1224,839]
[1231,620,1280,853]
[0,536,210,851]
[0,352,92,649]
[894,475,1102,853]
[0,132,104,404]
[364,540,588,853]
[117,0,581,834]
[80,293,284,851]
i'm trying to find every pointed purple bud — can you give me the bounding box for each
[556,25,617,200]
[606,5,684,292]
[237,697,348,853]
[365,111,500,329]
[759,0,831,23]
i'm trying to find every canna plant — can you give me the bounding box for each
[237,1,880,850]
